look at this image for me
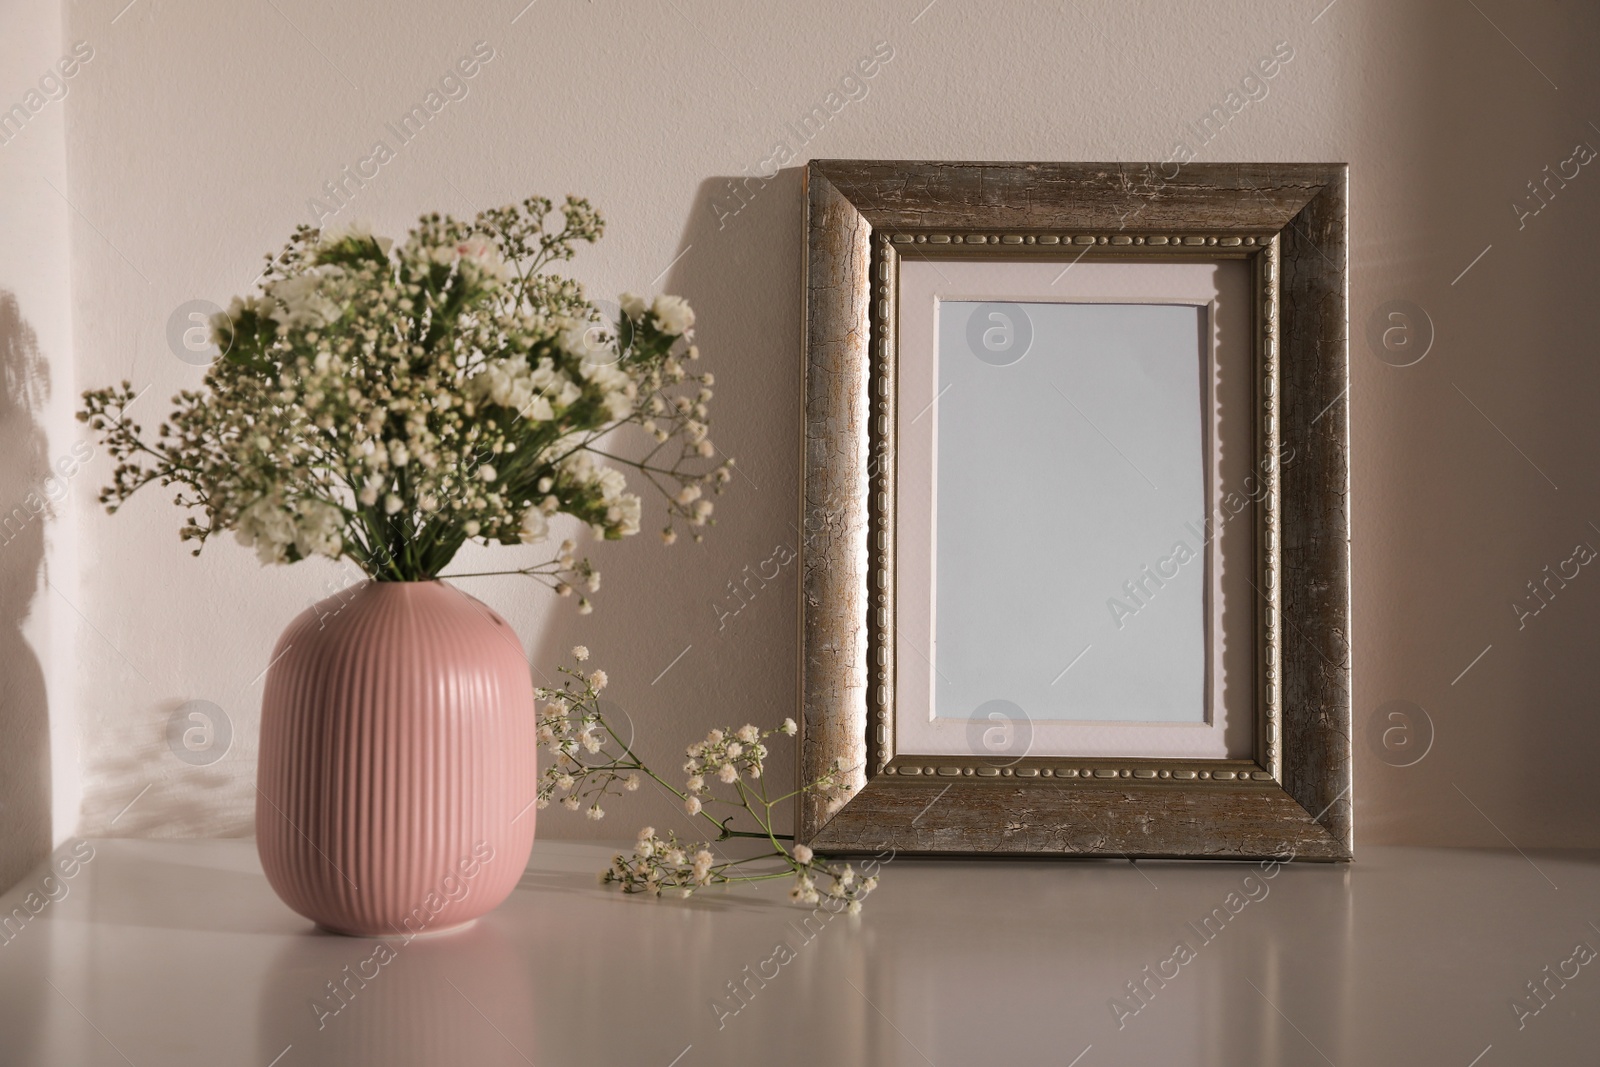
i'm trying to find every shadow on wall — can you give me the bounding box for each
[1351,1,1600,846]
[0,291,54,894]
[81,695,255,839]
[522,169,807,841]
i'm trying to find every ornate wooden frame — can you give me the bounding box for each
[798,160,1351,860]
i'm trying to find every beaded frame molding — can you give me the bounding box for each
[797,160,1351,860]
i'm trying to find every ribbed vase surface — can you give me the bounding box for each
[256,580,536,936]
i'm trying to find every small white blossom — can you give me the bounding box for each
[651,294,696,335]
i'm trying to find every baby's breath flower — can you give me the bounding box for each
[536,661,884,911]
[80,198,724,594]
[571,645,589,661]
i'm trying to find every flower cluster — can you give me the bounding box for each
[534,651,880,911]
[604,827,878,913]
[79,196,731,588]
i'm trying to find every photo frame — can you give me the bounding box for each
[797,159,1351,860]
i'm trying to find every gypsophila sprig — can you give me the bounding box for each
[535,652,878,911]
[79,196,732,589]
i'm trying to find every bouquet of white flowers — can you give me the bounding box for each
[80,196,728,600]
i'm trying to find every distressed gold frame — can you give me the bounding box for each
[798,160,1351,860]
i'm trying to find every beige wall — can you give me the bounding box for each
[44,0,1600,849]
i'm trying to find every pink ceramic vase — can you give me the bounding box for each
[256,580,536,936]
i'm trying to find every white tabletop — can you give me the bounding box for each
[0,838,1595,1066]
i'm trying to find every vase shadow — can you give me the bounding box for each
[0,289,54,896]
